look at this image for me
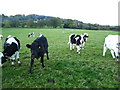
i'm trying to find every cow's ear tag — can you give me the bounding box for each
[39,46,41,48]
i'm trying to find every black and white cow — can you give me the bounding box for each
[0,35,20,67]
[68,33,89,55]
[28,32,35,37]
[26,34,49,74]
[0,34,3,40]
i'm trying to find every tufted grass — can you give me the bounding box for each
[1,28,119,88]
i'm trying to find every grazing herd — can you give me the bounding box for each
[0,32,119,74]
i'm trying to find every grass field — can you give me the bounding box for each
[1,28,119,88]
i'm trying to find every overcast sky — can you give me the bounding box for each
[0,0,119,26]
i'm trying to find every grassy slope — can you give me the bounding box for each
[1,28,119,88]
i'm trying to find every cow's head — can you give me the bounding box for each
[26,43,41,59]
[82,33,89,42]
[83,33,89,38]
[0,52,7,67]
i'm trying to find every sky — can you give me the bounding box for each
[0,0,119,26]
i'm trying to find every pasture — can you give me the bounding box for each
[1,28,119,88]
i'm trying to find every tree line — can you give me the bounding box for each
[1,14,119,31]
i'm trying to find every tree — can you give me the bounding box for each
[26,19,35,28]
[48,18,61,28]
[37,20,46,28]
[63,19,73,28]
[10,20,19,27]
[4,21,11,28]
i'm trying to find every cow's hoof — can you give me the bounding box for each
[29,70,33,74]
[116,59,119,62]
[29,72,32,74]
[82,48,84,50]
[42,66,45,68]
[11,64,15,66]
[77,52,80,55]
[18,63,21,66]
[115,59,119,64]
[78,53,80,55]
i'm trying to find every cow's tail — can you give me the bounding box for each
[67,41,70,45]
[67,37,71,45]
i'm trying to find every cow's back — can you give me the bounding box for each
[105,35,119,49]
[35,35,48,49]
[3,37,20,57]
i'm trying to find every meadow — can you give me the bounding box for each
[1,28,119,88]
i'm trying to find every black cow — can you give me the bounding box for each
[26,34,49,74]
[68,33,89,55]
[0,35,20,67]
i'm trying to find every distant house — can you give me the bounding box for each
[34,19,39,23]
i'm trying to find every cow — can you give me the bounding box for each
[0,35,20,67]
[103,35,120,61]
[0,34,3,40]
[26,34,49,74]
[28,32,35,37]
[68,33,89,55]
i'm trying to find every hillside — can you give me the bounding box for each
[0,14,119,30]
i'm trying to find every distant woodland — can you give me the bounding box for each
[0,14,119,31]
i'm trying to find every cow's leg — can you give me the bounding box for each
[73,45,75,50]
[110,50,115,59]
[46,51,49,60]
[114,49,119,61]
[41,56,45,68]
[11,60,14,66]
[16,51,21,65]
[30,59,34,74]
[10,54,15,66]
[116,56,119,62]
[17,58,20,65]
[11,59,15,66]
[82,43,85,49]
[70,43,73,50]
[103,44,107,56]
[76,45,81,55]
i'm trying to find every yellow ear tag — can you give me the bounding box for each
[39,46,41,48]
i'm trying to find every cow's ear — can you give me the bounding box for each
[26,44,31,48]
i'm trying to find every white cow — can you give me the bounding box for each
[103,35,120,61]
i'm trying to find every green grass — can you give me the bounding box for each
[1,28,119,88]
